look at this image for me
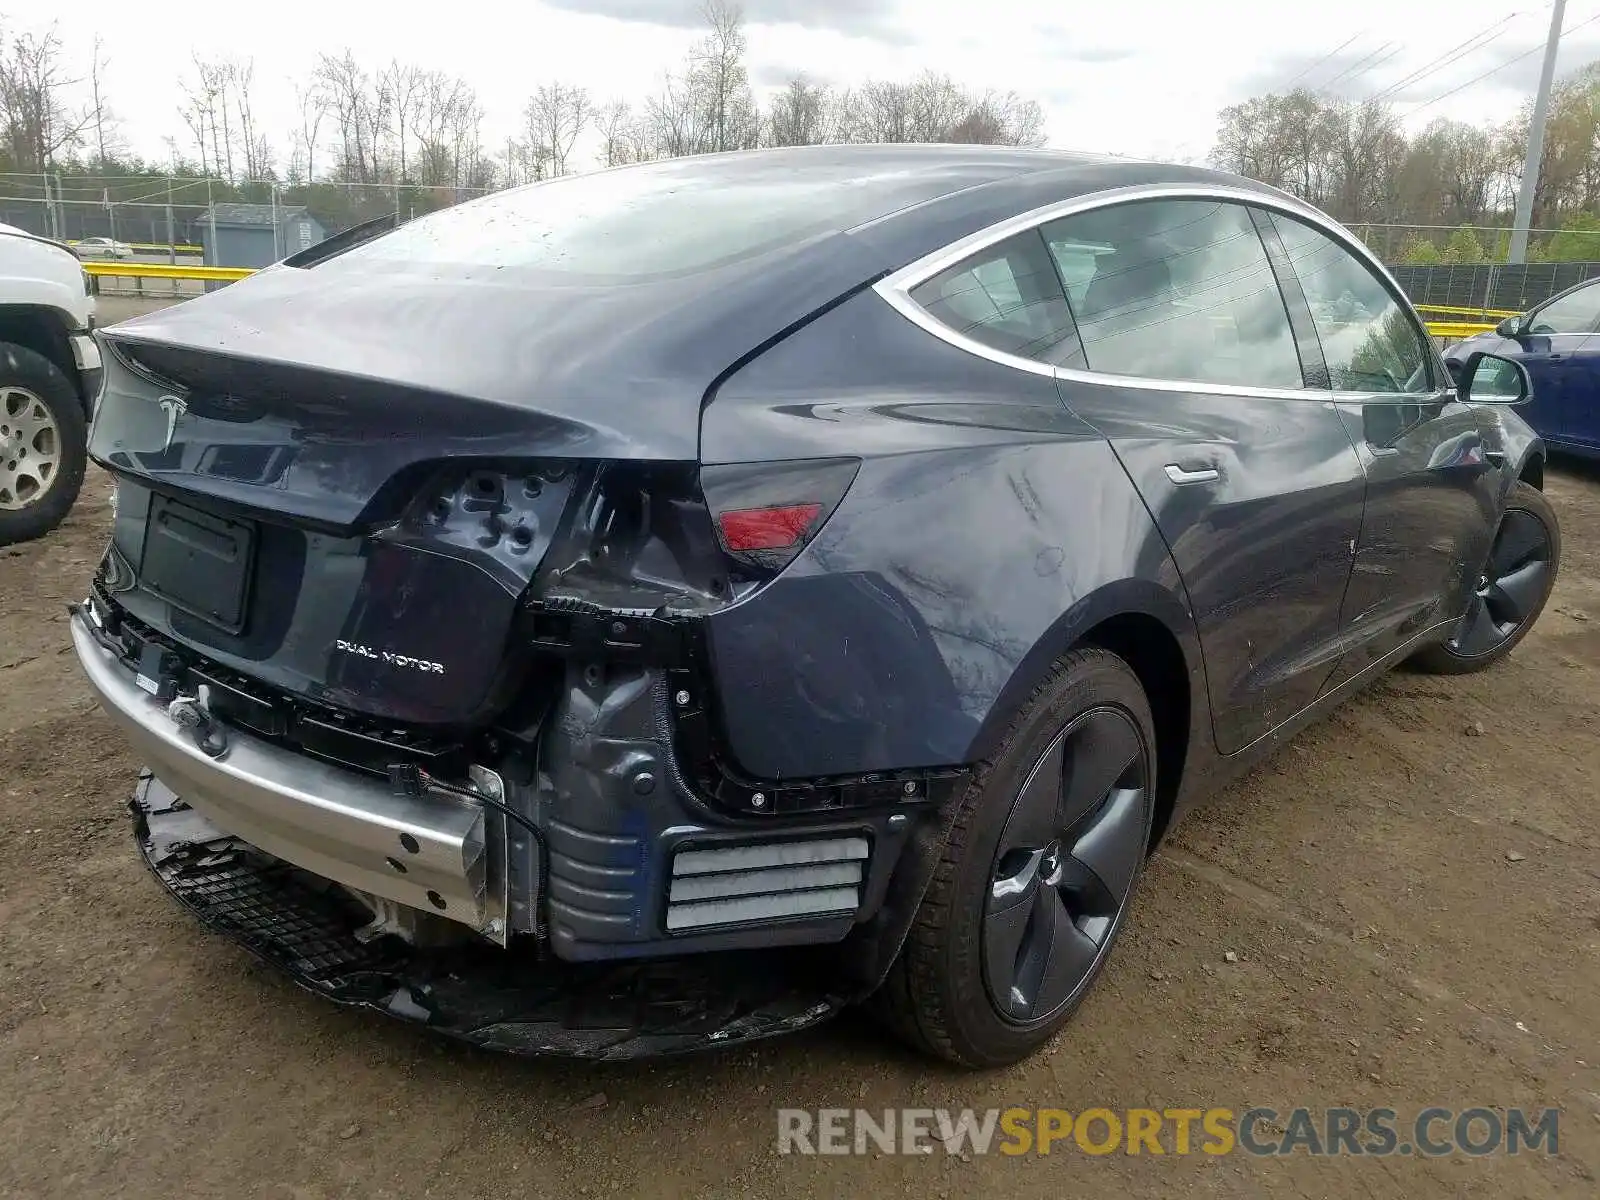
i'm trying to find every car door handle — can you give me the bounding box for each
[1164,464,1220,485]
[1548,353,1567,362]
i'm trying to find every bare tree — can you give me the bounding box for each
[643,69,699,158]
[524,82,593,177]
[688,1,758,152]
[385,61,426,184]
[87,35,124,164]
[0,24,90,172]
[1212,88,1386,218]
[364,73,392,185]
[846,79,912,143]
[291,81,326,183]
[595,99,639,166]
[177,84,209,174]
[946,91,1046,147]
[1329,99,1405,224]
[232,59,272,179]
[176,56,235,181]
[212,59,236,180]
[905,72,969,141]
[833,72,1038,146]
[765,76,834,147]
[315,50,375,182]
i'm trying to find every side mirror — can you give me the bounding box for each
[1495,314,1525,337]
[1459,351,1530,405]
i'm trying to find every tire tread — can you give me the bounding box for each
[0,341,88,548]
[877,645,1151,1066]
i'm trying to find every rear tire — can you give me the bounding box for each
[1409,481,1559,675]
[0,342,87,548]
[876,647,1156,1068]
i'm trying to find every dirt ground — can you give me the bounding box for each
[2,463,1597,1199]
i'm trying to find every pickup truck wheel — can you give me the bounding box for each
[0,342,87,547]
[876,647,1156,1068]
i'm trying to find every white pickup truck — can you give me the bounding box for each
[0,221,99,545]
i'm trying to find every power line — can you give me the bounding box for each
[1282,33,1364,90]
[1339,43,1405,91]
[1409,7,1600,115]
[1368,14,1522,102]
[1319,41,1398,91]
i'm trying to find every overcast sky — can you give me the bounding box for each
[36,0,1600,173]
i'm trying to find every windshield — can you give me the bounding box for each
[332,155,985,283]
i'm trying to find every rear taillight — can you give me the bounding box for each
[700,458,859,574]
[717,503,822,552]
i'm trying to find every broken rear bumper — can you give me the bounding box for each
[72,610,506,940]
[131,774,846,1058]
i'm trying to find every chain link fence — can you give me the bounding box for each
[1388,262,1600,314]
[0,174,496,253]
[1,173,499,297]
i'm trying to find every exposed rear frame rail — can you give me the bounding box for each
[520,597,971,819]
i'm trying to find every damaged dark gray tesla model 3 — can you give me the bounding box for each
[70,145,1559,1066]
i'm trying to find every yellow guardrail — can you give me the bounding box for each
[84,261,255,281]
[1424,320,1497,338]
[69,240,204,254]
[1415,303,1518,320]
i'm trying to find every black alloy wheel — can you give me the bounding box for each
[877,647,1156,1068]
[983,707,1149,1024]
[1411,480,1560,675]
[1449,506,1553,656]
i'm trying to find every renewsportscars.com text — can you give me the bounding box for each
[776,1106,1560,1158]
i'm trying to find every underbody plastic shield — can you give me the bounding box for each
[131,775,847,1059]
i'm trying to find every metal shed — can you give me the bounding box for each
[193,203,326,270]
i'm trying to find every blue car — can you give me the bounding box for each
[1445,275,1600,458]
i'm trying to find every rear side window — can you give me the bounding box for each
[1528,283,1600,335]
[1043,236,1114,308]
[1270,213,1431,394]
[1041,199,1305,390]
[909,231,1082,365]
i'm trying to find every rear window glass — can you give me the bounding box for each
[333,158,981,282]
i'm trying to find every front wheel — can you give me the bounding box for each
[0,343,88,547]
[1409,480,1560,675]
[876,647,1156,1068]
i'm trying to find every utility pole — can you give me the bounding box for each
[1509,0,1567,265]
[207,178,219,268]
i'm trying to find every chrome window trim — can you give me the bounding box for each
[871,181,1431,398]
[1056,365,1312,402]
[1330,389,1456,404]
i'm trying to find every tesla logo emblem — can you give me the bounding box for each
[156,394,187,452]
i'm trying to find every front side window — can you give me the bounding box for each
[1527,283,1600,335]
[1270,213,1431,394]
[1039,199,1305,389]
[908,231,1079,364]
